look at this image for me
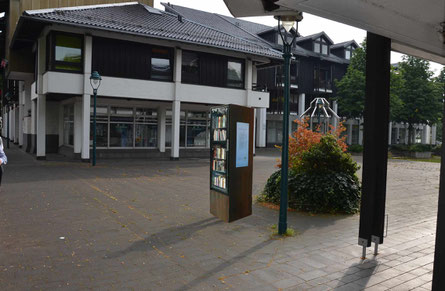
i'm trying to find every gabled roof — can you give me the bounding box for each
[330,40,359,50]
[295,32,334,45]
[13,3,282,59]
[161,2,272,46]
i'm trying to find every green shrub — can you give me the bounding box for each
[408,144,433,152]
[348,144,363,153]
[288,171,361,214]
[260,135,361,214]
[433,144,441,155]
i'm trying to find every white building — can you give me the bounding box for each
[5,3,279,160]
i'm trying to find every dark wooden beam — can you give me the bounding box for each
[358,32,391,248]
[432,100,445,290]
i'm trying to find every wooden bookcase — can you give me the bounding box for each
[210,104,254,222]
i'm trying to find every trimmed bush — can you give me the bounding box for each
[260,135,361,214]
[348,144,363,153]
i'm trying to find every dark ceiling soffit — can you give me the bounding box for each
[261,0,280,12]
[13,15,282,60]
[10,16,49,49]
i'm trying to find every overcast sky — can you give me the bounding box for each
[154,0,443,76]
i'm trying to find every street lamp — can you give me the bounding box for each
[317,98,323,129]
[90,71,102,166]
[275,13,303,235]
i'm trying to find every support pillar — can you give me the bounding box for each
[358,119,364,145]
[11,106,15,143]
[347,122,353,145]
[31,99,37,154]
[405,124,409,144]
[81,95,90,162]
[253,109,256,155]
[15,104,19,144]
[388,122,392,145]
[256,108,266,147]
[74,101,82,156]
[171,100,180,160]
[433,104,445,290]
[421,125,430,144]
[358,32,391,252]
[432,124,437,145]
[332,100,338,130]
[36,95,46,159]
[157,106,166,153]
[395,126,400,144]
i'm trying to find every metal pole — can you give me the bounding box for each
[92,89,97,166]
[278,43,291,235]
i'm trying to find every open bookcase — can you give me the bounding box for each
[210,104,254,222]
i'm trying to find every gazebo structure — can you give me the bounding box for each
[222,1,445,289]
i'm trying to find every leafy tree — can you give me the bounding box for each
[433,67,445,142]
[397,56,442,144]
[335,41,403,125]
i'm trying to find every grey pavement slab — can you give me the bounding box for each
[0,145,438,290]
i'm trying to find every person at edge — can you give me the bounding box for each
[0,137,8,186]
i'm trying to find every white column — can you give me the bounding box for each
[332,100,338,130]
[171,100,181,160]
[347,121,353,145]
[8,106,12,141]
[358,119,364,145]
[388,122,392,145]
[395,126,400,144]
[81,95,91,161]
[298,93,305,118]
[58,104,64,147]
[421,124,430,144]
[432,124,437,145]
[74,101,82,154]
[253,109,256,155]
[256,108,266,147]
[405,124,409,144]
[18,82,24,147]
[36,95,46,158]
[15,104,20,143]
[157,106,166,153]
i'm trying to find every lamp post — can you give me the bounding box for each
[317,98,323,129]
[90,71,102,166]
[276,13,303,235]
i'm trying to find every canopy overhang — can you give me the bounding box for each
[223,0,445,64]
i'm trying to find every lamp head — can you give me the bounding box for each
[274,13,303,33]
[90,71,102,90]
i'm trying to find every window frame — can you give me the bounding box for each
[314,37,329,56]
[226,58,245,89]
[47,31,84,74]
[150,46,174,82]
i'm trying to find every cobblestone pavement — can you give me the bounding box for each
[0,145,438,290]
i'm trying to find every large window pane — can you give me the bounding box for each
[182,51,200,84]
[314,43,321,53]
[135,108,157,123]
[227,60,243,88]
[54,34,82,71]
[322,44,328,55]
[345,50,351,60]
[64,122,74,146]
[90,122,108,147]
[187,126,206,147]
[110,123,133,147]
[110,107,133,122]
[151,47,172,81]
[135,124,157,147]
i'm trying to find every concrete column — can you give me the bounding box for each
[157,106,166,153]
[81,95,91,161]
[15,105,20,144]
[58,104,64,147]
[18,82,24,147]
[298,93,305,118]
[359,119,364,145]
[347,122,353,145]
[421,124,430,144]
[171,100,181,160]
[245,59,253,91]
[36,95,46,159]
[73,101,82,154]
[432,124,437,145]
[31,99,37,153]
[388,122,392,145]
[405,124,409,144]
[8,106,12,142]
[332,100,338,130]
[395,127,400,144]
[253,109,256,155]
[256,108,266,147]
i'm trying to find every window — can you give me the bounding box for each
[110,107,134,147]
[227,60,244,88]
[187,111,207,147]
[90,106,108,147]
[314,37,329,55]
[63,104,74,146]
[48,32,83,72]
[182,51,200,84]
[151,47,173,81]
[345,45,354,60]
[135,109,157,147]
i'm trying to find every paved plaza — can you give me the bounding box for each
[0,145,439,290]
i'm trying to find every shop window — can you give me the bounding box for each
[135,109,157,147]
[90,106,108,147]
[182,51,200,84]
[187,111,207,147]
[227,60,244,88]
[110,124,134,147]
[48,32,83,73]
[151,47,173,81]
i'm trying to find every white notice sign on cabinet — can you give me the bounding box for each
[236,122,249,168]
